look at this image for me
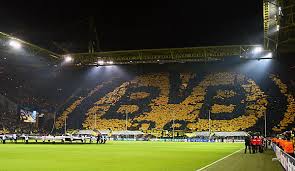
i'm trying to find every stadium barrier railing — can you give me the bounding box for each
[110,138,244,142]
[272,142,295,170]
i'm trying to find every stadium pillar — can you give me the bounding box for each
[126,113,128,131]
[35,113,39,130]
[95,113,97,130]
[209,110,211,136]
[265,111,267,137]
[65,117,67,135]
[172,118,175,141]
[51,112,56,134]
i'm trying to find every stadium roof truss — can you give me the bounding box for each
[263,0,295,52]
[0,32,264,65]
[263,0,280,51]
[277,0,295,52]
[68,45,263,65]
[1,0,288,65]
[0,32,60,59]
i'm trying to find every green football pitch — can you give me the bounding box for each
[0,141,282,171]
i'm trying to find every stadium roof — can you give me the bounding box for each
[0,32,60,59]
[1,31,271,65]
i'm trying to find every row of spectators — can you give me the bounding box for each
[272,130,295,157]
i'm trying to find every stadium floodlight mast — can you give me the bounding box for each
[9,40,22,49]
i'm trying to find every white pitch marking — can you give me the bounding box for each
[196,148,243,171]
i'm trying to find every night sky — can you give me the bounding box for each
[0,1,263,53]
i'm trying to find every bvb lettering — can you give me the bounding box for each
[82,72,268,131]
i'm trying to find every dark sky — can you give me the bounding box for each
[0,1,263,53]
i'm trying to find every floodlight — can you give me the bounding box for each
[9,40,22,49]
[253,47,263,54]
[276,25,280,31]
[265,52,273,58]
[98,60,104,65]
[107,61,114,64]
[64,55,73,62]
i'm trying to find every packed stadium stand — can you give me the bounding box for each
[1,52,295,136]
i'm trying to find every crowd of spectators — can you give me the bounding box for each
[1,52,294,135]
[186,73,268,131]
[71,72,270,133]
[213,90,236,99]
[271,75,295,132]
[55,79,118,129]
[0,94,19,132]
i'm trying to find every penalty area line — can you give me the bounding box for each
[196,148,243,171]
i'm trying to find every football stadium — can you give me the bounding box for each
[1,0,295,171]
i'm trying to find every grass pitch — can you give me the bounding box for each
[0,141,280,171]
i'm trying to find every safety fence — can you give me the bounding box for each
[272,142,295,171]
[111,138,244,142]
